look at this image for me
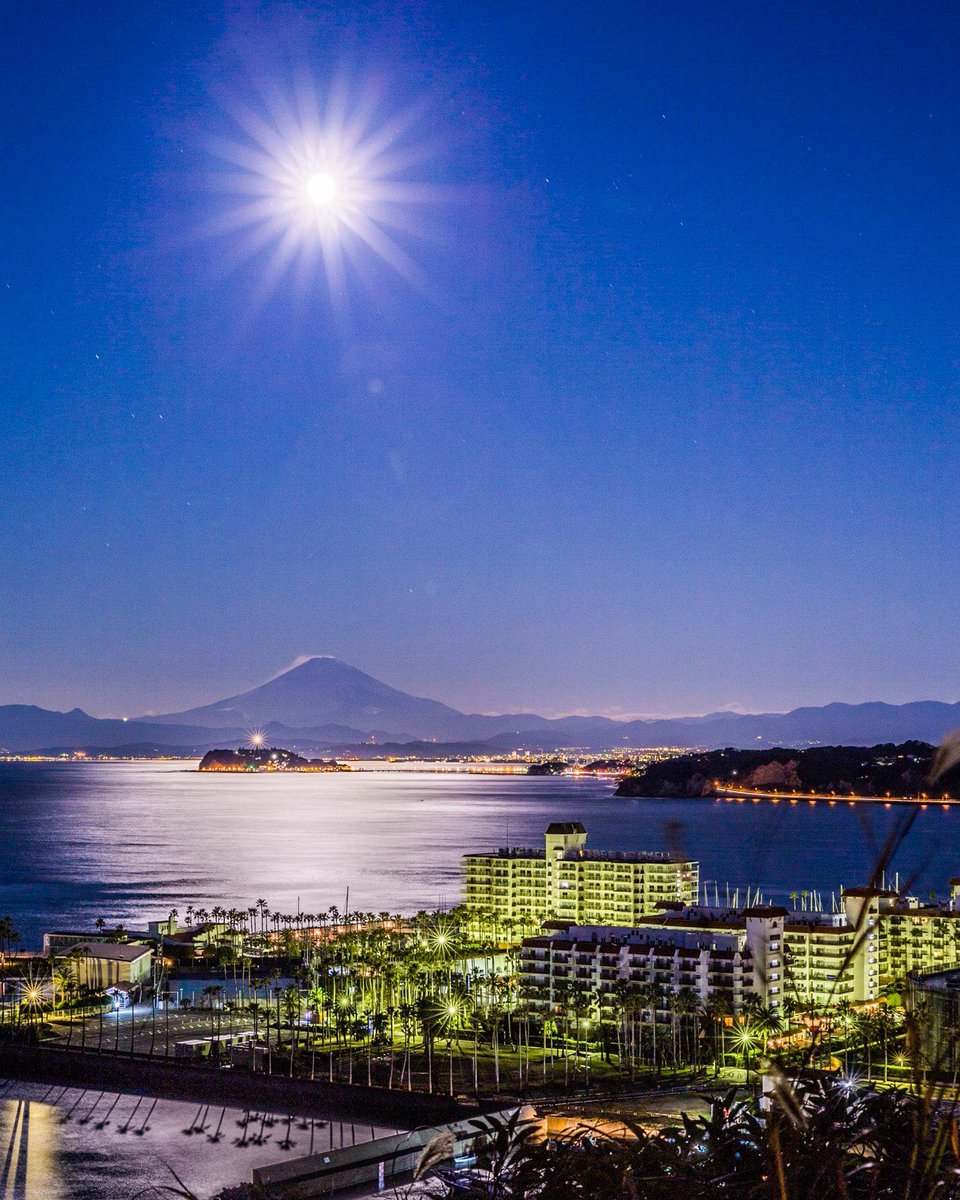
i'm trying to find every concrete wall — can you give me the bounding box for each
[254,1109,525,1198]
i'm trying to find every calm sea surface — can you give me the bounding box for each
[2,760,958,947]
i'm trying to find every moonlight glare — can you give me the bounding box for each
[306,171,338,206]
[200,69,446,308]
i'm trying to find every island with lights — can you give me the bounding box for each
[198,746,351,772]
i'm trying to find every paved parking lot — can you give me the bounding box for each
[49,1004,281,1059]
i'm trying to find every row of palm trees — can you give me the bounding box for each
[0,902,909,1093]
[151,908,904,1088]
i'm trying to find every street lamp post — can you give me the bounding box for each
[735,1025,758,1088]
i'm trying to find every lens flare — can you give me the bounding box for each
[199,68,447,309]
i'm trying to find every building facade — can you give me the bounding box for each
[906,969,960,1075]
[463,823,698,927]
[519,883,960,1016]
[57,942,154,990]
[521,923,755,1020]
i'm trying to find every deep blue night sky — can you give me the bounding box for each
[2,2,959,719]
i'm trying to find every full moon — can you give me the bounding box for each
[204,70,441,303]
[306,171,338,206]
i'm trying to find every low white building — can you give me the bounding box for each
[57,942,153,991]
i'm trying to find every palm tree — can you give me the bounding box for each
[202,985,223,1054]
[283,983,302,1077]
[639,981,663,1072]
[875,1005,900,1082]
[51,957,74,1012]
[569,982,595,1080]
[702,994,733,1075]
[732,1017,758,1083]
[673,987,700,1068]
[0,916,19,961]
[78,984,91,1051]
[854,1009,876,1077]
[835,997,854,1069]
[742,993,783,1054]
[62,972,80,1046]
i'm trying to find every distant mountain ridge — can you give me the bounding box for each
[483,700,960,752]
[1,657,960,754]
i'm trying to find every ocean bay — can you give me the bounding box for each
[1,761,956,946]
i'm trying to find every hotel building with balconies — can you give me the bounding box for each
[519,880,960,1016]
[463,822,699,928]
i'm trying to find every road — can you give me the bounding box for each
[48,1004,265,1059]
[716,786,956,807]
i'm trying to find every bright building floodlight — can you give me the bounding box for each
[248,730,266,749]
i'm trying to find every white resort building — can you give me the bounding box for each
[463,822,699,927]
[520,881,960,1015]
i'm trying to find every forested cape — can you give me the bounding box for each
[615,741,960,798]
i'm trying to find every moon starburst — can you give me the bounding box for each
[199,69,445,310]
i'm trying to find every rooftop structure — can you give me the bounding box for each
[43,930,114,955]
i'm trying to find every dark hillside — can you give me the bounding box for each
[615,741,960,798]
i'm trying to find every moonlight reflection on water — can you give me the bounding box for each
[0,761,954,945]
[0,1079,392,1200]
